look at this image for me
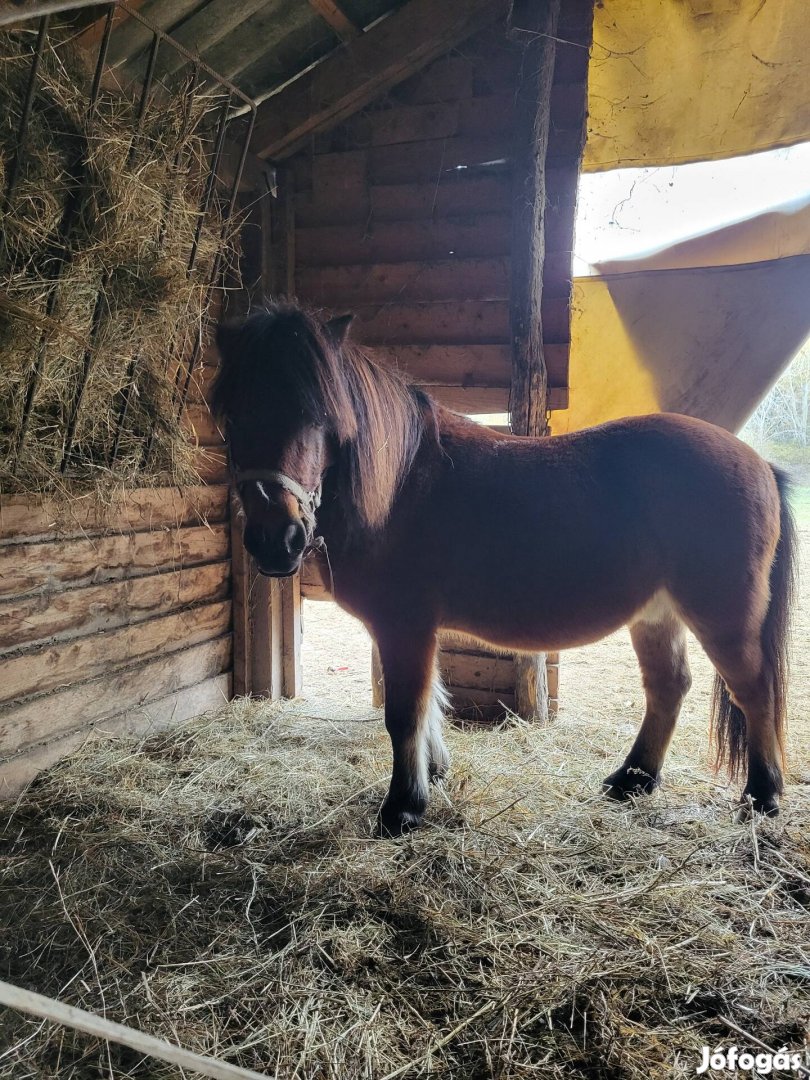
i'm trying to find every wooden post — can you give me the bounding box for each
[280,575,302,697]
[508,0,560,724]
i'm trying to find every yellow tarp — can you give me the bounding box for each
[585,0,810,171]
[555,201,810,434]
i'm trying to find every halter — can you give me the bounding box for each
[232,468,322,534]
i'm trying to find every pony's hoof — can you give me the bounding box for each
[735,795,780,822]
[602,765,659,801]
[375,805,423,838]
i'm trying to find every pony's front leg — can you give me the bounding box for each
[376,630,438,837]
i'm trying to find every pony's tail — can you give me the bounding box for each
[711,466,797,779]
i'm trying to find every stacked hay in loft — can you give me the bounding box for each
[0,26,229,495]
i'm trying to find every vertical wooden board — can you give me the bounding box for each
[230,491,252,698]
[280,575,302,697]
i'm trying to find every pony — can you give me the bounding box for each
[213,301,796,837]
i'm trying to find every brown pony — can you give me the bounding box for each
[213,301,796,836]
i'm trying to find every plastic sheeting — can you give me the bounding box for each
[554,199,810,434]
[585,0,810,171]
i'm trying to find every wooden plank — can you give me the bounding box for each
[194,447,230,485]
[296,215,511,266]
[0,674,231,799]
[446,685,516,714]
[440,651,515,693]
[301,551,332,600]
[424,386,508,415]
[393,56,474,105]
[425,385,567,415]
[0,486,229,544]
[297,257,510,305]
[352,300,509,345]
[371,343,511,385]
[0,636,232,758]
[295,135,510,192]
[368,134,510,185]
[0,563,230,651]
[369,343,565,391]
[280,575,302,697]
[183,403,224,447]
[311,150,368,219]
[0,523,228,600]
[230,491,252,698]
[0,601,231,705]
[355,95,513,149]
[297,174,511,227]
[307,0,360,41]
[252,0,510,159]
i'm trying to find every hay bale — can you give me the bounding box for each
[0,699,808,1078]
[0,25,231,496]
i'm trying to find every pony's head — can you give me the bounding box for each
[213,301,427,576]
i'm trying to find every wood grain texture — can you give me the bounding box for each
[0,601,231,705]
[0,674,231,799]
[0,523,229,599]
[297,174,511,227]
[0,636,232,757]
[252,0,510,159]
[297,257,510,304]
[0,563,230,651]
[296,216,511,266]
[0,486,228,543]
[351,300,510,346]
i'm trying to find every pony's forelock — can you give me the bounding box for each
[213,301,429,530]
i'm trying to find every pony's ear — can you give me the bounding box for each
[215,321,241,361]
[323,313,354,347]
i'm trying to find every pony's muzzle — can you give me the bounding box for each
[244,519,307,577]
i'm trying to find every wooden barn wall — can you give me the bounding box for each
[0,303,232,796]
[292,6,592,715]
[286,10,589,419]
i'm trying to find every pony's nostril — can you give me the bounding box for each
[283,521,307,558]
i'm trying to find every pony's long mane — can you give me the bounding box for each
[212,301,432,529]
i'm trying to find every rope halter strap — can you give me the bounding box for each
[232,468,322,534]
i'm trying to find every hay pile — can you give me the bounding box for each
[1,697,808,1079]
[0,25,229,495]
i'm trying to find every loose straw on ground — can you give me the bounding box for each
[0,979,272,1080]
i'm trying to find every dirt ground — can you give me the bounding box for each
[299,521,810,786]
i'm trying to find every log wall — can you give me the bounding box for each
[289,23,574,418]
[0,323,232,796]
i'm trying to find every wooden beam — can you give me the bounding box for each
[507,0,562,725]
[251,0,510,160]
[508,0,560,439]
[307,0,360,42]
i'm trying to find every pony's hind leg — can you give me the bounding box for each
[700,635,783,816]
[375,628,442,837]
[604,601,691,800]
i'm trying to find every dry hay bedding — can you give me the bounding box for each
[0,698,809,1080]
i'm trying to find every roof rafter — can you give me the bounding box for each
[251,0,510,161]
[307,0,361,43]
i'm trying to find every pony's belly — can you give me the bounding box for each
[442,595,645,653]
